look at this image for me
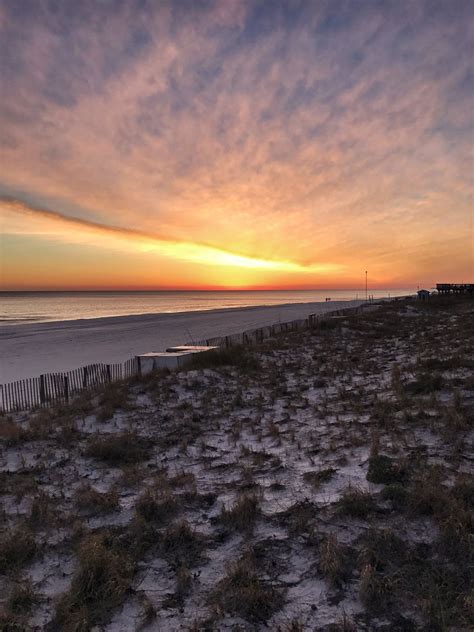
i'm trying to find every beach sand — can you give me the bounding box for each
[1,298,472,629]
[0,300,362,383]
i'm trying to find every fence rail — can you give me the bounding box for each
[1,302,378,414]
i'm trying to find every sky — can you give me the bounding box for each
[0,0,472,291]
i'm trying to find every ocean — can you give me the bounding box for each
[0,289,414,325]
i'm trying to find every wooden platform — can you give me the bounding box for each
[436,283,474,295]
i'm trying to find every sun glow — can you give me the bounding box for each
[1,199,344,290]
[139,239,342,273]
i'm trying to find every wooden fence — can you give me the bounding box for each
[194,304,369,349]
[1,301,387,414]
[1,358,139,414]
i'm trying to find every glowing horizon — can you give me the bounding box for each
[1,1,472,291]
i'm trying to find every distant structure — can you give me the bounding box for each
[417,289,431,301]
[436,283,474,296]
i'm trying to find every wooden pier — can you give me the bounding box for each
[436,283,474,296]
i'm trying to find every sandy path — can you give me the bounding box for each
[0,300,362,383]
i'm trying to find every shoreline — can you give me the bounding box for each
[0,289,413,327]
[0,298,365,329]
[1,299,364,383]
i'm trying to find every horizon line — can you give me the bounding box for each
[0,286,419,293]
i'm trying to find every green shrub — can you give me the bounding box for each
[338,486,375,518]
[381,483,409,508]
[367,455,406,484]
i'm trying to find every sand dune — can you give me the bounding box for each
[0,300,363,383]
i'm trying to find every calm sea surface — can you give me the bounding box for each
[0,290,414,325]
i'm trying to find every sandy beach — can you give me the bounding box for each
[0,300,362,383]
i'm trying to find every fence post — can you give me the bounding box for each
[40,375,46,404]
[137,357,142,377]
[83,366,88,388]
[106,365,111,382]
[64,375,69,403]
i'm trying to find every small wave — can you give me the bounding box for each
[0,316,45,323]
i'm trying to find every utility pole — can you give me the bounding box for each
[365,271,368,302]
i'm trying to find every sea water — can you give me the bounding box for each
[0,289,414,325]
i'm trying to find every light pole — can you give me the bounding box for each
[365,271,368,302]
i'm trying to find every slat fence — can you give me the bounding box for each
[1,303,377,413]
[0,360,137,414]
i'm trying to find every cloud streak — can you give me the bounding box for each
[1,196,342,274]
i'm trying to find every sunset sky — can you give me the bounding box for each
[1,0,472,291]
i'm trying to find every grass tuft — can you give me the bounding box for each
[405,372,443,395]
[161,519,205,567]
[319,534,346,586]
[85,432,151,465]
[338,486,375,518]
[381,483,409,508]
[359,563,391,610]
[74,484,120,514]
[0,418,27,446]
[366,454,406,484]
[135,488,177,524]
[191,346,261,371]
[97,382,130,421]
[220,493,260,532]
[211,554,282,622]
[303,467,336,488]
[6,578,37,614]
[0,526,36,573]
[52,533,133,630]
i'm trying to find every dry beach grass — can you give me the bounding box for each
[0,297,473,630]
